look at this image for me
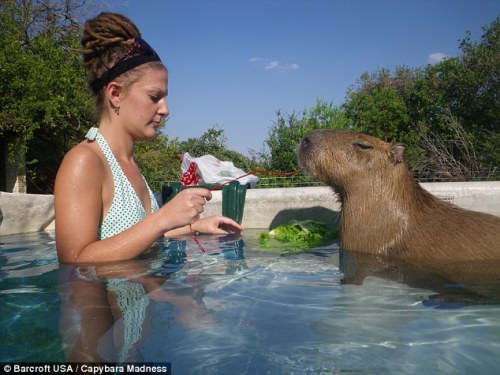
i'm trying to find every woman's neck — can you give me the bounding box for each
[97,121,135,162]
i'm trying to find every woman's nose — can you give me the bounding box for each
[159,98,169,118]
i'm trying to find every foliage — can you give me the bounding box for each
[1,2,498,193]
[0,0,95,193]
[258,220,338,252]
[1,0,255,193]
[342,67,426,170]
[178,125,255,171]
[134,123,181,192]
[261,99,348,172]
[417,18,500,177]
[260,18,499,180]
[344,67,415,139]
[416,112,497,180]
[341,18,500,179]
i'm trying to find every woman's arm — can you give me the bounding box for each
[55,145,213,264]
[164,215,244,238]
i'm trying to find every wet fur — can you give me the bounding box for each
[298,130,500,261]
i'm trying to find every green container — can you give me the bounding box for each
[221,181,247,225]
[162,181,247,224]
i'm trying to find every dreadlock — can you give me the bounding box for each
[79,12,141,87]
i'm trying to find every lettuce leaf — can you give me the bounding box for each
[258,220,338,252]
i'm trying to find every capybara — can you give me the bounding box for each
[297,129,500,261]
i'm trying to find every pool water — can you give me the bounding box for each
[1,230,500,374]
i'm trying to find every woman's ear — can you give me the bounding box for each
[105,81,122,110]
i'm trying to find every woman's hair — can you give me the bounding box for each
[80,13,140,87]
[79,12,164,115]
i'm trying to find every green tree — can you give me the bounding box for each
[418,17,500,177]
[343,67,423,149]
[178,125,254,171]
[342,17,499,179]
[135,124,181,192]
[263,100,348,171]
[0,0,95,193]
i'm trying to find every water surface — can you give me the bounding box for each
[1,230,499,374]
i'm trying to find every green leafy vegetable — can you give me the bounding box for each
[258,220,338,252]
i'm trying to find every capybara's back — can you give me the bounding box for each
[298,129,500,260]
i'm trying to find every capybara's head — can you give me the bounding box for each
[298,130,406,193]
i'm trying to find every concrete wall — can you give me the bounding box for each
[204,186,342,229]
[0,192,54,235]
[1,181,499,235]
[203,181,500,229]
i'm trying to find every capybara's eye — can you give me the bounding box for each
[353,142,373,150]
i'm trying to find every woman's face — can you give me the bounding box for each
[120,66,169,140]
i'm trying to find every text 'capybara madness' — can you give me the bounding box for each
[298,129,500,260]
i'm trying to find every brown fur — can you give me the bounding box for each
[298,129,500,261]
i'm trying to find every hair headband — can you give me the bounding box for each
[91,38,162,94]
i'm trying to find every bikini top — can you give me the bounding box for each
[85,127,159,240]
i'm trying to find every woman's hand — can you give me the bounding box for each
[191,215,244,235]
[159,188,212,229]
[161,189,243,237]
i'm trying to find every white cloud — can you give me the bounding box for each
[265,60,280,70]
[250,57,299,71]
[428,52,449,65]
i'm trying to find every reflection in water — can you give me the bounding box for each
[339,249,500,306]
[3,230,500,373]
[58,235,246,363]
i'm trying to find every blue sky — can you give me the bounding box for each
[104,0,499,156]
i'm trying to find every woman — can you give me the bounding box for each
[55,12,243,264]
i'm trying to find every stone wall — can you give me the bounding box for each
[1,181,499,236]
[204,181,500,229]
[0,192,54,236]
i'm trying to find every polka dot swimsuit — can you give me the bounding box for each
[85,127,159,240]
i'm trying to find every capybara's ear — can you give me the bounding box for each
[389,143,406,164]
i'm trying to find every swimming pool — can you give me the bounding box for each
[1,230,500,374]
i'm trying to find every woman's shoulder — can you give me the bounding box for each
[59,140,105,176]
[54,139,107,203]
